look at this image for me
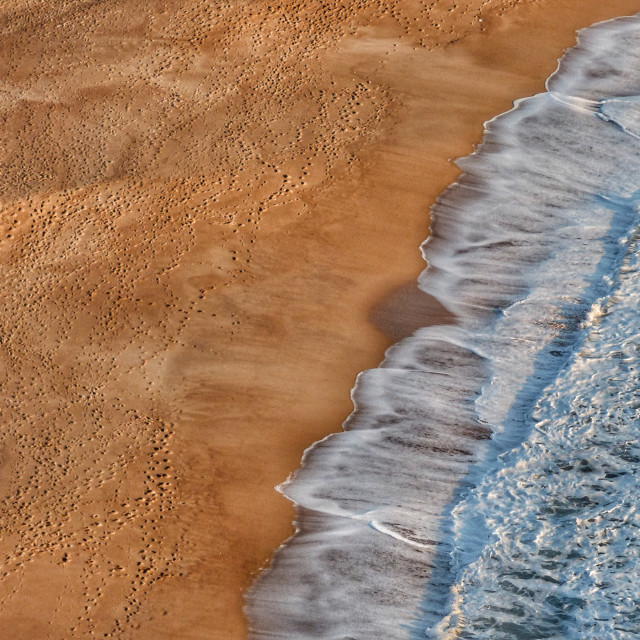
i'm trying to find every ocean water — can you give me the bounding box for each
[246,13,640,639]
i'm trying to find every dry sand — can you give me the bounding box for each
[1,0,639,637]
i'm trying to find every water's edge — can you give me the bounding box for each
[246,12,640,639]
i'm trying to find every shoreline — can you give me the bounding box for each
[1,1,640,638]
[244,1,640,636]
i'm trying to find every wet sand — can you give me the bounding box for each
[1,0,640,637]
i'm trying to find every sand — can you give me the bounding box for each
[1,0,639,637]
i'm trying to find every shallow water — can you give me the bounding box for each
[247,13,640,639]
[433,231,640,639]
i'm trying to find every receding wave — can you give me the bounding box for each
[246,13,640,639]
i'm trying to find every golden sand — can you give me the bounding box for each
[1,0,639,637]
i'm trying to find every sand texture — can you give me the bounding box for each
[1,0,640,637]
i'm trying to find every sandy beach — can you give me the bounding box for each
[1,0,640,637]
